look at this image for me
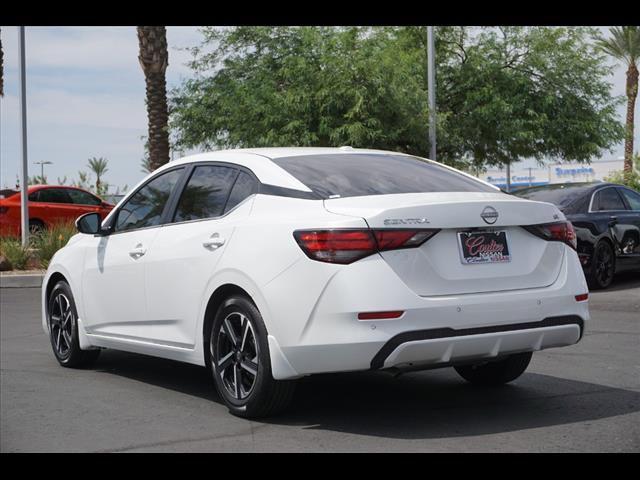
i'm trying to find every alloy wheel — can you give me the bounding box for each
[213,312,259,400]
[50,293,74,357]
[594,243,614,286]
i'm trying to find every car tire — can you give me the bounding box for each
[454,352,532,386]
[209,295,296,418]
[47,281,101,368]
[29,219,45,234]
[586,240,615,290]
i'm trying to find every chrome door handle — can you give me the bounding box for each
[129,244,146,259]
[203,233,225,251]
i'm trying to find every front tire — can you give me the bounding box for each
[454,352,532,386]
[47,281,100,368]
[209,295,296,418]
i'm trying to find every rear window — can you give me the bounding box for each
[271,154,495,199]
[0,189,19,199]
[513,184,593,211]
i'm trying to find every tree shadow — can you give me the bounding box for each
[92,350,640,440]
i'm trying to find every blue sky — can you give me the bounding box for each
[0,26,637,192]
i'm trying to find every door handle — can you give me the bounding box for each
[203,233,225,251]
[129,243,146,259]
[609,216,618,227]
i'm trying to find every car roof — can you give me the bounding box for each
[158,147,496,193]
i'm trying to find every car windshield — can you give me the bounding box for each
[271,153,495,199]
[513,184,595,209]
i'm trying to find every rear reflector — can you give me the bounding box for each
[523,221,577,250]
[294,229,439,264]
[358,311,404,320]
[575,293,589,302]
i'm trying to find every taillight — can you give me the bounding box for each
[523,221,577,250]
[0,206,8,215]
[293,229,440,264]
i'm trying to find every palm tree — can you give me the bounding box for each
[1,27,4,97]
[596,27,640,175]
[87,157,109,195]
[137,26,170,172]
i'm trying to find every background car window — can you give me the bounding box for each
[66,189,102,206]
[224,171,258,213]
[116,168,184,232]
[173,166,238,222]
[592,188,626,211]
[272,154,495,199]
[37,188,73,204]
[27,191,40,201]
[619,188,640,211]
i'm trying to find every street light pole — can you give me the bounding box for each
[34,161,53,181]
[18,26,29,246]
[427,26,436,161]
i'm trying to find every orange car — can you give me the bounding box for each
[0,185,114,236]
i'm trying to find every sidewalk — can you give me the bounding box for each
[0,270,46,288]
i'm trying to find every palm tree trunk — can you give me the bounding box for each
[0,27,4,97]
[624,63,638,174]
[137,27,170,172]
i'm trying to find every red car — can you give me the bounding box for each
[0,185,114,237]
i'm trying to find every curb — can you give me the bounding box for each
[0,273,45,288]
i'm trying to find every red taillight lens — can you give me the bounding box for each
[293,229,439,264]
[523,221,577,250]
[575,293,589,302]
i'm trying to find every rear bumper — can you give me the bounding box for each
[370,315,583,370]
[264,246,590,379]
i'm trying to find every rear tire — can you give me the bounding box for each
[47,281,100,368]
[586,240,615,290]
[209,295,296,418]
[29,219,45,234]
[454,352,532,386]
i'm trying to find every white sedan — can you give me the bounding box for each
[42,148,590,418]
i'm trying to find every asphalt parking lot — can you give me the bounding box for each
[1,274,639,452]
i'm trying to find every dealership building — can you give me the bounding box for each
[477,159,625,189]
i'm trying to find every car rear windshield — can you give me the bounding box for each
[271,154,495,199]
[0,189,19,199]
[513,184,593,210]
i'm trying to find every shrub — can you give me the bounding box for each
[605,154,640,191]
[31,221,78,269]
[0,237,32,270]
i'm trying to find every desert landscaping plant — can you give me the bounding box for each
[31,221,77,269]
[0,237,32,270]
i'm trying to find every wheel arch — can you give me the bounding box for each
[202,283,255,368]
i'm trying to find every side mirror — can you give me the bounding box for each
[76,212,103,235]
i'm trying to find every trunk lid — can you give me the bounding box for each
[324,192,566,296]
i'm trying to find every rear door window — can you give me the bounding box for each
[173,165,238,222]
[224,171,258,213]
[592,188,626,211]
[66,189,102,206]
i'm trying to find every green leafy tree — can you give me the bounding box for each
[171,26,623,171]
[87,157,109,196]
[596,26,640,177]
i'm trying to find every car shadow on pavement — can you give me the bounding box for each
[94,350,640,440]
[601,271,640,292]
